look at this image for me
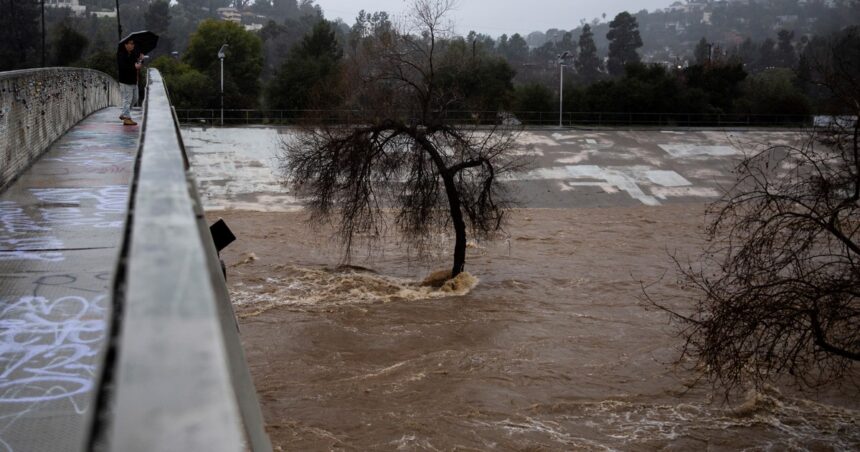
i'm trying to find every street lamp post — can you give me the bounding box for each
[218,44,228,127]
[558,51,570,128]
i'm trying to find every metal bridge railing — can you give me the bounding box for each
[173,108,813,128]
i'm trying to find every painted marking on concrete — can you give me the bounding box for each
[645,170,692,187]
[652,186,721,200]
[551,133,579,141]
[658,144,738,157]
[521,165,707,206]
[517,132,559,147]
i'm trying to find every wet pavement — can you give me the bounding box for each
[0,107,138,452]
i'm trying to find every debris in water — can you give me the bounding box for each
[234,252,258,266]
[420,269,452,287]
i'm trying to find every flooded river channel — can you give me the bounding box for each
[186,127,859,450]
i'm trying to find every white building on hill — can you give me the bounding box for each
[45,0,86,16]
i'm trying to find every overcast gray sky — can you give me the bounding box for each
[314,0,672,36]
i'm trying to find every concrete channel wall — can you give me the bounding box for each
[97,68,271,452]
[0,68,120,192]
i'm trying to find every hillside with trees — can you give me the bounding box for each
[1,0,857,123]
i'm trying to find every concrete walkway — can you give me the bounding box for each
[0,107,138,452]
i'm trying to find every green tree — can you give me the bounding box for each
[83,49,117,78]
[51,23,89,67]
[734,37,758,70]
[575,24,602,84]
[647,32,860,392]
[183,19,263,108]
[586,63,686,114]
[267,20,343,110]
[280,0,524,279]
[756,37,777,70]
[606,11,643,76]
[436,38,515,113]
[775,29,797,68]
[694,37,710,65]
[504,33,529,65]
[684,63,747,113]
[512,83,554,114]
[735,68,811,117]
[145,0,171,35]
[144,0,172,53]
[557,32,575,57]
[0,0,40,69]
[151,55,213,108]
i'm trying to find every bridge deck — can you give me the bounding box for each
[0,107,139,452]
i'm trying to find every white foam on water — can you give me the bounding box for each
[524,386,860,449]
[233,266,479,317]
[470,418,617,450]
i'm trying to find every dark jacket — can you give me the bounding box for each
[117,49,139,85]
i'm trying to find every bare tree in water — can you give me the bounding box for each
[280,0,523,278]
[647,28,860,392]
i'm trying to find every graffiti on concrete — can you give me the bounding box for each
[32,186,128,229]
[0,292,107,405]
[0,201,64,262]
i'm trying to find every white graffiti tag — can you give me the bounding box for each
[0,202,50,234]
[0,295,107,404]
[0,201,64,262]
[31,186,128,229]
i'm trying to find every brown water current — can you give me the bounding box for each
[214,205,860,451]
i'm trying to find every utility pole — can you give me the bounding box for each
[115,0,122,40]
[41,0,45,67]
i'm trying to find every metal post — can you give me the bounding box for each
[218,44,228,127]
[557,51,569,128]
[559,63,563,128]
[115,0,122,40]
[220,56,224,127]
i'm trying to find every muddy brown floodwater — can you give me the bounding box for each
[213,204,859,451]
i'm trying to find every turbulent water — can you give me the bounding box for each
[215,206,859,451]
[186,126,859,450]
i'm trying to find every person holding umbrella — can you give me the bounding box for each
[117,38,142,126]
[116,31,158,126]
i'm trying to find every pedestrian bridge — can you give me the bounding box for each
[0,68,271,452]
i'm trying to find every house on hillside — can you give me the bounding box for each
[217,7,241,23]
[45,0,86,16]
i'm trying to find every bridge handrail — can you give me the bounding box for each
[95,68,271,451]
[0,67,120,192]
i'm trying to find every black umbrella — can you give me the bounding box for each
[119,30,159,55]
